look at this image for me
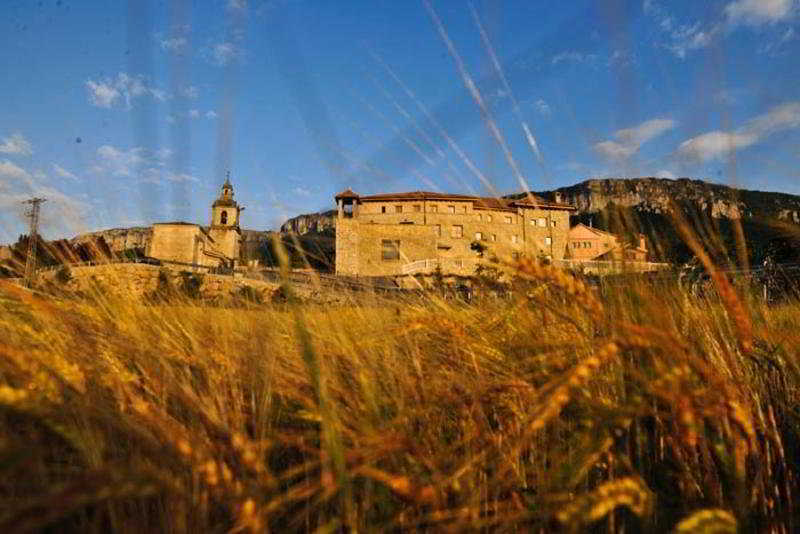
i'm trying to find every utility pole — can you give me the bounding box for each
[22,197,46,288]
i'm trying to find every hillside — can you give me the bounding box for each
[279,178,800,265]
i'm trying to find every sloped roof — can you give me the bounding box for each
[349,190,573,210]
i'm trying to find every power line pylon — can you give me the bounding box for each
[22,197,46,288]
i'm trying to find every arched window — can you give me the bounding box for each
[220,210,228,224]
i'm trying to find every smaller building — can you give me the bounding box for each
[146,176,243,269]
[559,223,657,273]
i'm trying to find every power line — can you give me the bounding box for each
[22,197,46,288]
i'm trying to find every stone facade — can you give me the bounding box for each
[334,190,574,277]
[565,223,647,262]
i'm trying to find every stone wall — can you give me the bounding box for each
[38,263,278,301]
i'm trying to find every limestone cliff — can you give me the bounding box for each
[70,227,153,253]
[537,178,800,221]
[280,210,336,235]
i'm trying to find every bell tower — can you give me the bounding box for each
[209,172,243,266]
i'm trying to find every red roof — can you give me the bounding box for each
[348,190,574,210]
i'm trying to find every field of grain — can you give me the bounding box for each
[0,257,798,532]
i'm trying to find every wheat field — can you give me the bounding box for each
[0,253,798,532]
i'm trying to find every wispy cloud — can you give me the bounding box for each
[92,144,197,185]
[725,0,796,26]
[179,85,199,99]
[53,164,79,181]
[206,110,218,119]
[678,101,800,161]
[644,0,797,58]
[210,42,242,66]
[594,118,676,159]
[534,99,551,116]
[551,51,598,65]
[0,159,32,181]
[189,109,200,119]
[0,133,33,156]
[85,73,168,109]
[160,36,188,53]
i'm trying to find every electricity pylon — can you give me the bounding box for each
[22,197,46,287]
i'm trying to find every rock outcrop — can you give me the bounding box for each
[538,177,800,221]
[280,210,336,235]
[70,227,152,253]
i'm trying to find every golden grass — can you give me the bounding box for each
[0,260,798,532]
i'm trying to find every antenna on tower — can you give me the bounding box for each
[22,197,46,288]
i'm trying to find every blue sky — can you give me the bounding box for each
[1,0,798,242]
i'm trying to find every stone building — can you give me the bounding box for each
[334,189,575,277]
[565,223,647,263]
[147,176,243,269]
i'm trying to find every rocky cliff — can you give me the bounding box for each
[280,210,336,235]
[70,227,153,253]
[538,178,800,222]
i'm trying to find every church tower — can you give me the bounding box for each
[209,172,243,267]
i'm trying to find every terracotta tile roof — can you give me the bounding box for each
[337,189,574,210]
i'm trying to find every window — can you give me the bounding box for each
[538,218,546,227]
[451,225,463,238]
[486,214,492,222]
[381,206,386,213]
[429,205,438,213]
[448,205,456,214]
[220,210,228,224]
[585,241,591,248]
[490,234,496,242]
[477,213,482,221]
[434,224,441,237]
[414,204,421,212]
[454,259,463,268]
[462,205,468,213]
[395,205,403,213]
[504,215,513,224]
[475,231,482,240]
[381,240,400,260]
[545,236,552,245]
[511,235,519,244]
[551,220,557,227]
[573,242,579,248]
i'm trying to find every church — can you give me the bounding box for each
[146,175,243,270]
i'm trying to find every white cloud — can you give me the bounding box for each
[227,0,248,11]
[206,110,218,119]
[643,1,720,57]
[534,99,551,116]
[93,144,198,186]
[96,145,146,177]
[160,36,188,52]
[551,51,598,65]
[725,0,796,25]
[179,85,199,99]
[594,118,676,159]
[211,42,241,66]
[85,73,168,109]
[0,159,32,181]
[292,186,311,197]
[678,101,800,161]
[0,133,33,156]
[86,80,121,108]
[53,164,79,181]
[189,109,200,119]
[654,169,677,179]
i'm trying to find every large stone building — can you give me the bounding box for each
[334,190,575,277]
[147,176,243,269]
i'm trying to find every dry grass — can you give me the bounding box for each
[0,258,798,532]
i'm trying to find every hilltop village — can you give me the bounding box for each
[1,175,657,287]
